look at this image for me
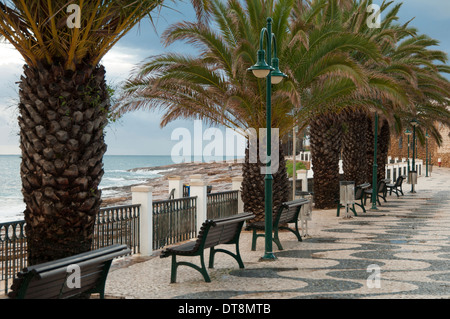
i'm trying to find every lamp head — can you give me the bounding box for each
[410,118,418,127]
[270,58,287,84]
[248,50,273,78]
[404,129,412,136]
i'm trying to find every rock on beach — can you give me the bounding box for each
[100,160,244,207]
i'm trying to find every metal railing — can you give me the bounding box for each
[1,191,240,294]
[1,204,140,295]
[0,220,27,296]
[93,204,141,254]
[152,196,197,251]
[207,190,239,220]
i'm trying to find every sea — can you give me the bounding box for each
[0,154,232,223]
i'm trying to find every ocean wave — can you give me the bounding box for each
[0,202,26,222]
[101,189,125,198]
[104,177,127,182]
[100,178,144,188]
[132,168,175,175]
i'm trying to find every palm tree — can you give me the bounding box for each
[342,108,368,185]
[0,0,210,265]
[338,0,410,186]
[388,31,450,146]
[371,24,450,182]
[114,0,388,216]
[334,1,450,189]
[115,0,296,223]
[286,0,390,209]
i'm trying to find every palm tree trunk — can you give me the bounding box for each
[241,139,290,223]
[342,109,368,185]
[18,62,109,265]
[366,114,375,182]
[310,113,343,209]
[377,119,390,182]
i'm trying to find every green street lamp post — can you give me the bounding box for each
[425,131,429,177]
[371,111,379,211]
[410,119,418,193]
[429,153,432,176]
[248,17,287,261]
[405,129,412,174]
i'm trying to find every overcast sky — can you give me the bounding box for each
[0,0,449,156]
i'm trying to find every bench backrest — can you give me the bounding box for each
[275,199,309,225]
[358,183,371,189]
[355,187,364,200]
[355,183,370,200]
[395,175,404,186]
[378,180,387,193]
[197,213,254,251]
[10,244,130,299]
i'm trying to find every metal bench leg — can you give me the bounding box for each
[364,194,369,205]
[360,198,366,213]
[170,254,211,283]
[273,237,283,251]
[234,242,245,269]
[394,188,399,197]
[199,253,211,282]
[294,221,303,242]
[351,204,358,216]
[273,227,284,250]
[251,229,266,251]
[279,223,302,243]
[209,247,216,269]
[251,229,258,251]
[170,255,178,283]
[209,244,245,269]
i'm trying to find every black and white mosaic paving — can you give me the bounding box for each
[106,170,450,299]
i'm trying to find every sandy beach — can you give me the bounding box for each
[100,160,244,207]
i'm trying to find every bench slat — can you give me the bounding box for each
[24,244,129,275]
[246,199,309,251]
[204,225,240,247]
[9,245,130,299]
[206,223,240,240]
[25,264,105,293]
[22,267,105,299]
[36,249,129,280]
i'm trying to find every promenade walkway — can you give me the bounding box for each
[105,167,450,299]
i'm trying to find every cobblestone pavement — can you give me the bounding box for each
[105,168,450,299]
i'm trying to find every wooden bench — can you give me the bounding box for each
[364,180,388,206]
[160,212,254,283]
[246,199,310,251]
[337,182,370,216]
[8,244,130,299]
[386,175,405,197]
